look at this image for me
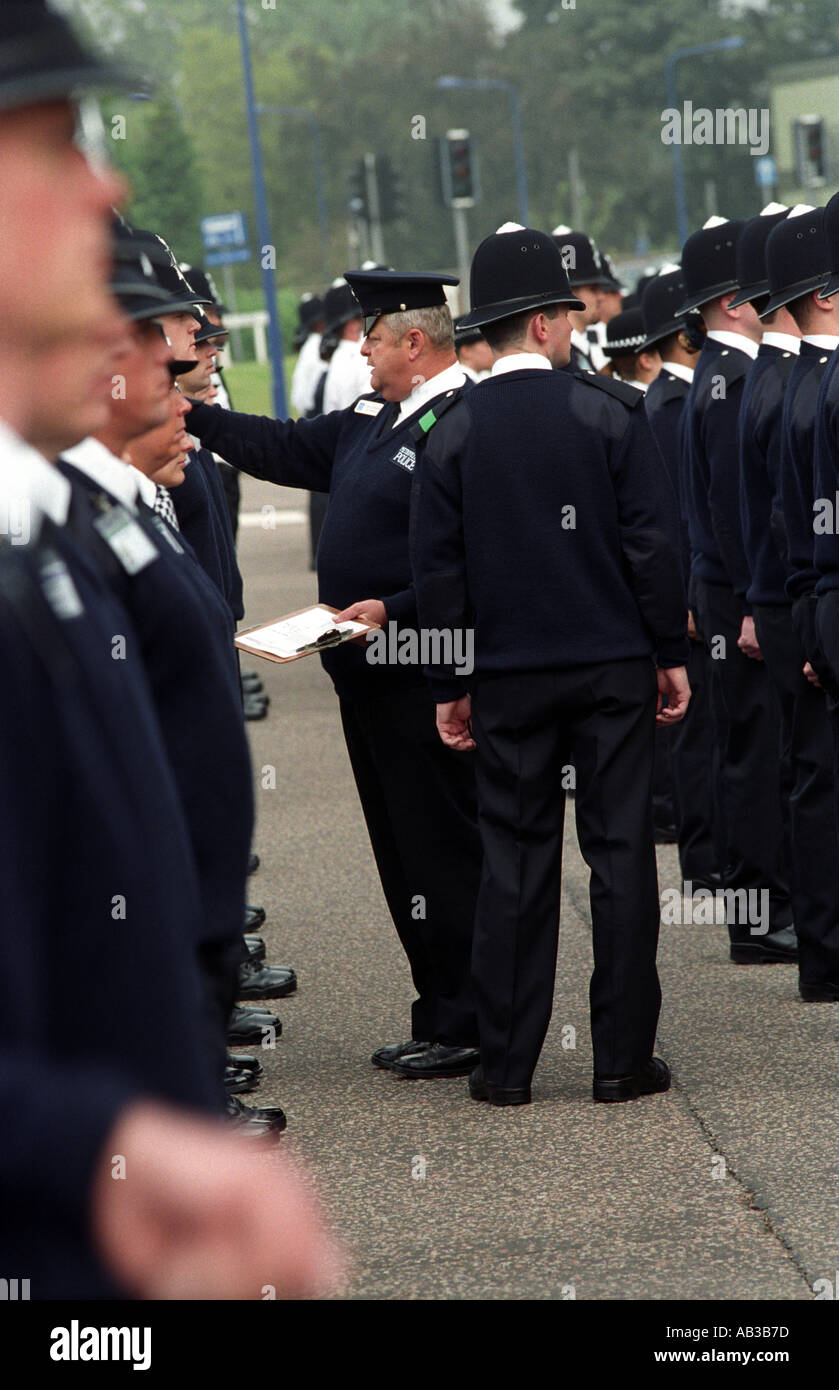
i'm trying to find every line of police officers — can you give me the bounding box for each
[7,0,839,1303]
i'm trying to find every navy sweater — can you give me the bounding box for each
[781,343,834,599]
[738,343,798,607]
[411,368,689,700]
[812,346,839,593]
[682,337,754,603]
[0,531,217,1298]
[174,447,244,622]
[187,389,468,696]
[644,370,692,585]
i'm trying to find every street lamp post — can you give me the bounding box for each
[235,0,288,419]
[664,36,744,247]
[255,103,329,269]
[436,75,529,226]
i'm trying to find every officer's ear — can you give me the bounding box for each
[404,328,426,358]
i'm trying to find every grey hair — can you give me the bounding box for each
[382,304,454,350]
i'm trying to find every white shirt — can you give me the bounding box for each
[290,332,323,416]
[63,436,144,512]
[0,416,71,544]
[615,376,648,392]
[322,337,371,414]
[660,361,695,384]
[803,334,839,350]
[393,362,467,428]
[570,327,596,369]
[460,364,491,383]
[707,329,759,359]
[491,352,552,377]
[762,332,800,354]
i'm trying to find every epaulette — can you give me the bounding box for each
[575,374,645,409]
[712,348,750,385]
[408,385,466,442]
[655,373,690,406]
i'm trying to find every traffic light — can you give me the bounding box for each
[348,158,368,221]
[439,129,478,208]
[376,155,405,223]
[794,115,827,188]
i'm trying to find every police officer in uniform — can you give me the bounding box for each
[679,217,796,961]
[184,268,484,1080]
[642,266,719,889]
[551,225,611,372]
[411,224,690,1106]
[454,316,493,381]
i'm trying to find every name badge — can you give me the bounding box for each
[94,505,159,576]
[390,444,416,473]
[149,513,185,553]
[38,551,84,620]
[354,399,384,417]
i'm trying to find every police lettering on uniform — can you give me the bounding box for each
[411,223,690,1106]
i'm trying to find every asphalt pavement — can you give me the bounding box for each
[233,472,837,1302]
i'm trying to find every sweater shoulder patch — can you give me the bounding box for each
[575,374,645,409]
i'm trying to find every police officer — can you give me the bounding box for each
[599,305,661,389]
[291,291,327,417]
[551,225,611,372]
[679,216,796,961]
[185,268,484,1079]
[411,224,690,1106]
[454,317,493,381]
[642,266,719,890]
[0,0,336,1299]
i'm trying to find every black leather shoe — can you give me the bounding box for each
[226,1094,286,1135]
[243,933,266,962]
[371,1039,431,1071]
[248,851,260,875]
[237,959,297,1000]
[226,1051,263,1076]
[225,1064,260,1095]
[391,1042,481,1079]
[227,1004,281,1045]
[468,1064,531,1106]
[245,904,266,930]
[654,823,678,844]
[241,672,264,693]
[800,981,839,1001]
[683,871,724,894]
[730,924,798,964]
[593,1057,671,1103]
[243,694,268,721]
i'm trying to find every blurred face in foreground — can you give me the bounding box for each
[128,387,193,487]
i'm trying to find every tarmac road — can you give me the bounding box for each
[232,471,836,1302]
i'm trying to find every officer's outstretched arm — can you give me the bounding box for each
[186,400,345,493]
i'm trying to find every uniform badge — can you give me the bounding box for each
[391,445,416,473]
[38,550,84,620]
[354,399,384,416]
[149,513,185,553]
[93,505,159,576]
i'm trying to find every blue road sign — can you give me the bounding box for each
[201,212,248,250]
[754,156,777,189]
[205,247,252,267]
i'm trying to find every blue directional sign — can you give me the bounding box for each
[754,156,777,190]
[201,212,251,266]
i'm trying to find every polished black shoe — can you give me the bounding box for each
[800,981,839,1001]
[248,850,260,875]
[241,672,264,693]
[683,870,724,894]
[243,933,266,963]
[227,1004,281,1045]
[730,924,798,964]
[237,959,297,1000]
[654,823,678,845]
[371,1039,431,1071]
[226,1051,263,1076]
[243,694,268,721]
[468,1064,531,1107]
[245,904,266,930]
[593,1057,671,1103]
[226,1094,286,1135]
[225,1064,260,1096]
[391,1042,481,1079]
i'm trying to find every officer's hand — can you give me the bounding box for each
[436,696,476,751]
[687,609,700,642]
[737,615,763,661]
[803,660,822,688]
[91,1101,345,1300]
[655,666,690,726]
[333,599,387,644]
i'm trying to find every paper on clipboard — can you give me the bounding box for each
[235,604,378,663]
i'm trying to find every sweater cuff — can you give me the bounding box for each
[656,636,691,668]
[382,588,416,624]
[430,678,465,702]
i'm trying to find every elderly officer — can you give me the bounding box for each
[411,224,690,1107]
[185,268,484,1080]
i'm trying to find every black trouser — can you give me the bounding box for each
[755,602,839,988]
[652,724,676,834]
[668,637,719,882]
[339,681,481,1045]
[197,935,246,1107]
[469,659,662,1088]
[692,579,791,938]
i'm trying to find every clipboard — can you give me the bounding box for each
[234,603,381,665]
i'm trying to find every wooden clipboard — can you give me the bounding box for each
[234,603,381,665]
